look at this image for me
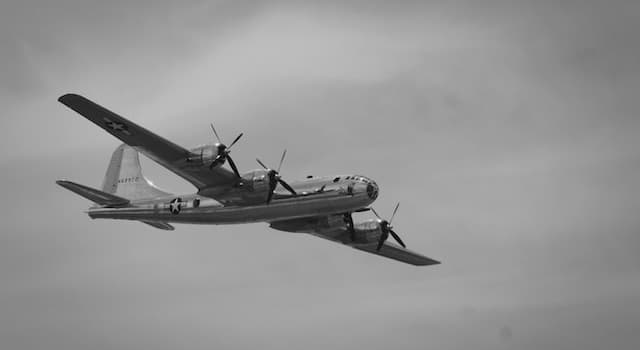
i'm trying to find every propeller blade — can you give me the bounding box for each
[209,156,222,170]
[389,229,406,248]
[210,123,222,143]
[389,202,400,224]
[226,156,241,178]
[256,158,269,170]
[370,207,382,221]
[278,179,297,195]
[277,149,287,173]
[264,170,278,204]
[267,188,274,204]
[257,151,294,203]
[376,233,386,251]
[227,133,243,149]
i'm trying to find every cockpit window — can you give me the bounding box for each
[350,176,370,184]
[333,177,340,183]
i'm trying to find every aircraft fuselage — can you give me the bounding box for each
[87,174,379,224]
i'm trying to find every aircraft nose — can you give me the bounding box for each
[344,176,378,199]
[366,180,378,200]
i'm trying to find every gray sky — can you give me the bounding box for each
[1,1,639,349]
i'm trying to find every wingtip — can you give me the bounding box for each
[57,93,81,104]
[416,257,441,266]
[56,180,76,190]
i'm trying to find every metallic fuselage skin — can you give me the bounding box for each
[88,174,378,224]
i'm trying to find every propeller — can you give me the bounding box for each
[209,123,243,178]
[256,150,297,204]
[371,203,406,251]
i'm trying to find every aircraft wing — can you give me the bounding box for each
[270,216,440,266]
[58,93,237,191]
[352,242,441,266]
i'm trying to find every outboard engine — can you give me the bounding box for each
[187,125,244,177]
[187,144,220,166]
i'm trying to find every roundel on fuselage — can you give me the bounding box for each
[169,198,182,214]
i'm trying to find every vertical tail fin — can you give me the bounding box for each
[102,144,171,200]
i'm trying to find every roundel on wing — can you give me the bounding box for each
[169,198,182,214]
[103,117,131,136]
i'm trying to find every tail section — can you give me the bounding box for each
[101,144,171,200]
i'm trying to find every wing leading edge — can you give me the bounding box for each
[58,93,237,191]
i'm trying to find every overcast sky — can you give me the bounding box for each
[1,1,639,349]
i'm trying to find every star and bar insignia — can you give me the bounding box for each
[169,198,182,214]
[103,117,131,135]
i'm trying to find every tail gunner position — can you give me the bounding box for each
[57,94,439,266]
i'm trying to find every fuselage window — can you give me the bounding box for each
[193,198,200,208]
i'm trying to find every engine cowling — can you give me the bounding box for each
[187,144,222,167]
[350,219,383,244]
[239,170,271,194]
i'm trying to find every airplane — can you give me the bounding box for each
[56,93,440,266]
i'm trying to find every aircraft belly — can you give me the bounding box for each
[88,193,373,225]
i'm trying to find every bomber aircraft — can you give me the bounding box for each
[56,94,440,266]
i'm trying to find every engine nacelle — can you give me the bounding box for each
[351,219,383,244]
[270,215,382,245]
[187,144,222,167]
[206,169,272,205]
[238,170,271,194]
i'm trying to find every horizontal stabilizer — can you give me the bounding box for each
[56,180,130,207]
[141,220,175,230]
